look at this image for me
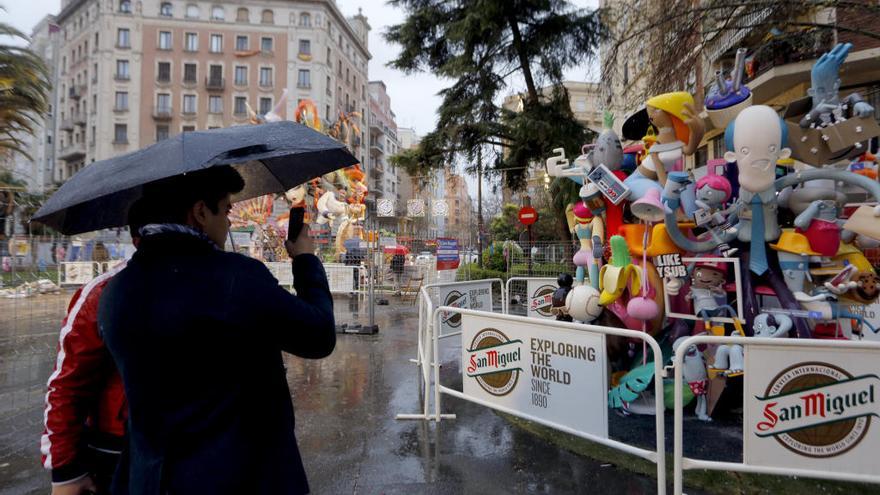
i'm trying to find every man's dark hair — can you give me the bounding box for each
[127,198,149,238]
[141,166,245,225]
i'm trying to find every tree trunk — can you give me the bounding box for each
[506,15,539,104]
[477,146,484,268]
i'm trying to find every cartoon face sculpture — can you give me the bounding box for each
[724,105,791,193]
[693,266,725,290]
[591,129,624,171]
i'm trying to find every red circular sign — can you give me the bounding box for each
[518,206,538,225]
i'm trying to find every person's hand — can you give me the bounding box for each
[285,227,314,259]
[51,475,96,495]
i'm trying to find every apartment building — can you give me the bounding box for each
[367,80,400,212]
[443,171,474,245]
[52,0,370,182]
[395,127,446,239]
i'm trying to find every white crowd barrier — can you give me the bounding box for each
[397,278,667,495]
[673,335,880,494]
[504,276,558,317]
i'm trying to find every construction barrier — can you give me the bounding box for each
[673,335,880,494]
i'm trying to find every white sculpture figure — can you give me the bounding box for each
[674,337,711,422]
[316,190,347,225]
[713,313,792,376]
[284,184,306,205]
[565,284,602,323]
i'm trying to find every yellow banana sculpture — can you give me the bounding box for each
[599,235,642,306]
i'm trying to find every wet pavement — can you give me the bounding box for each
[1,291,664,494]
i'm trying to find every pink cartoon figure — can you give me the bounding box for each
[694,174,737,257]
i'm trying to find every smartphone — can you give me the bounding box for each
[287,207,305,242]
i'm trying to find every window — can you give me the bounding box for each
[115,59,129,80]
[94,32,98,51]
[114,91,128,111]
[158,31,172,50]
[259,67,272,87]
[183,94,196,114]
[298,39,310,55]
[159,2,172,16]
[209,64,222,82]
[234,66,247,85]
[326,47,331,63]
[235,35,248,51]
[185,4,199,18]
[210,34,222,53]
[208,95,222,113]
[297,69,310,88]
[300,12,311,27]
[325,105,330,120]
[259,97,272,115]
[211,6,224,20]
[156,125,170,141]
[261,9,274,24]
[182,125,195,133]
[114,124,128,143]
[119,0,131,13]
[326,76,331,95]
[234,96,247,115]
[117,28,130,48]
[183,63,197,83]
[157,62,171,82]
[156,93,171,112]
[236,7,249,22]
[185,33,198,51]
[261,37,273,53]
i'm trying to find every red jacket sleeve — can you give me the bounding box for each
[41,278,113,483]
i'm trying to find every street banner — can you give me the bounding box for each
[744,344,880,475]
[436,238,460,270]
[525,278,558,319]
[461,313,608,437]
[437,281,493,334]
[379,236,397,247]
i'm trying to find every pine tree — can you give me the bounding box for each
[386,0,604,190]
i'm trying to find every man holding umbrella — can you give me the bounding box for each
[98,166,335,494]
[34,122,358,494]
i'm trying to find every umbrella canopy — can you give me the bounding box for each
[33,121,358,234]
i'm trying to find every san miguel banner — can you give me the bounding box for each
[461,314,607,437]
[437,282,493,334]
[525,278,557,319]
[745,345,880,474]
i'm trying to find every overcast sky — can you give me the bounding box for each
[6,0,600,198]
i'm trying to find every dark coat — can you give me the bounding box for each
[99,233,335,495]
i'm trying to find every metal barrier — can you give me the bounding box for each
[323,263,365,294]
[504,276,557,316]
[673,335,880,494]
[397,279,505,422]
[429,306,667,495]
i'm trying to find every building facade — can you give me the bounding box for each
[367,80,399,206]
[52,0,370,181]
[443,171,473,245]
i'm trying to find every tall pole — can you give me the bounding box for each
[477,146,484,268]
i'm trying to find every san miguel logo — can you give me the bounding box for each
[529,285,556,317]
[465,328,524,396]
[441,290,469,328]
[754,362,880,458]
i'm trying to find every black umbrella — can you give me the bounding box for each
[33,121,358,234]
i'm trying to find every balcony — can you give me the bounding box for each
[370,140,385,155]
[153,107,173,120]
[114,73,131,81]
[58,142,86,161]
[205,77,225,90]
[60,119,74,131]
[73,112,86,126]
[69,85,85,99]
[369,118,383,134]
